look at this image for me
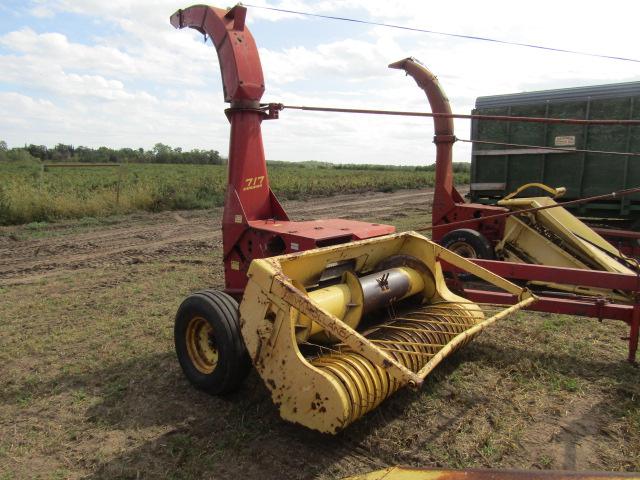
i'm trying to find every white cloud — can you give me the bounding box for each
[0,27,213,87]
[29,5,54,18]
[0,0,638,165]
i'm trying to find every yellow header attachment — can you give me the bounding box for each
[497,186,637,301]
[239,231,535,433]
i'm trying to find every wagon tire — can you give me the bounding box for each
[440,228,495,260]
[174,289,251,395]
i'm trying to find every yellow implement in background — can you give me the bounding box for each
[496,184,637,301]
[240,231,534,433]
[344,466,640,480]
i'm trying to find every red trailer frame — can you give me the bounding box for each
[444,260,640,362]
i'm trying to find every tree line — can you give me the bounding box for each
[0,142,224,165]
[0,140,470,172]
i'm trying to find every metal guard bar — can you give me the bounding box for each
[415,296,535,380]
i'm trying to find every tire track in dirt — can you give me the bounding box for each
[0,192,432,272]
[0,189,435,285]
[0,189,431,261]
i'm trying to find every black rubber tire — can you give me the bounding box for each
[174,289,251,395]
[440,228,495,260]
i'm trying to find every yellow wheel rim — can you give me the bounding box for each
[447,241,477,258]
[186,315,218,374]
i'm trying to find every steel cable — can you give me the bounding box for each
[242,4,640,64]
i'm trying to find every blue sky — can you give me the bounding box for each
[1,0,639,165]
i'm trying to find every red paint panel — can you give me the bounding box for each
[248,219,394,241]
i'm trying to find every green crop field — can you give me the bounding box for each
[0,159,469,226]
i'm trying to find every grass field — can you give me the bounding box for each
[0,190,638,480]
[0,160,468,225]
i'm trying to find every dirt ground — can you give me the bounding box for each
[0,189,638,480]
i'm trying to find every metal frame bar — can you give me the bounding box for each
[442,259,640,362]
[466,259,640,292]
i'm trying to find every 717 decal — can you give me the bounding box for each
[242,176,265,191]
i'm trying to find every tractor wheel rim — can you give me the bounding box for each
[186,316,218,374]
[447,241,477,258]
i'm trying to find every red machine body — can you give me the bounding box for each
[170,5,394,296]
[172,5,638,362]
[391,58,640,362]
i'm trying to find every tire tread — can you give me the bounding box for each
[175,289,250,395]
